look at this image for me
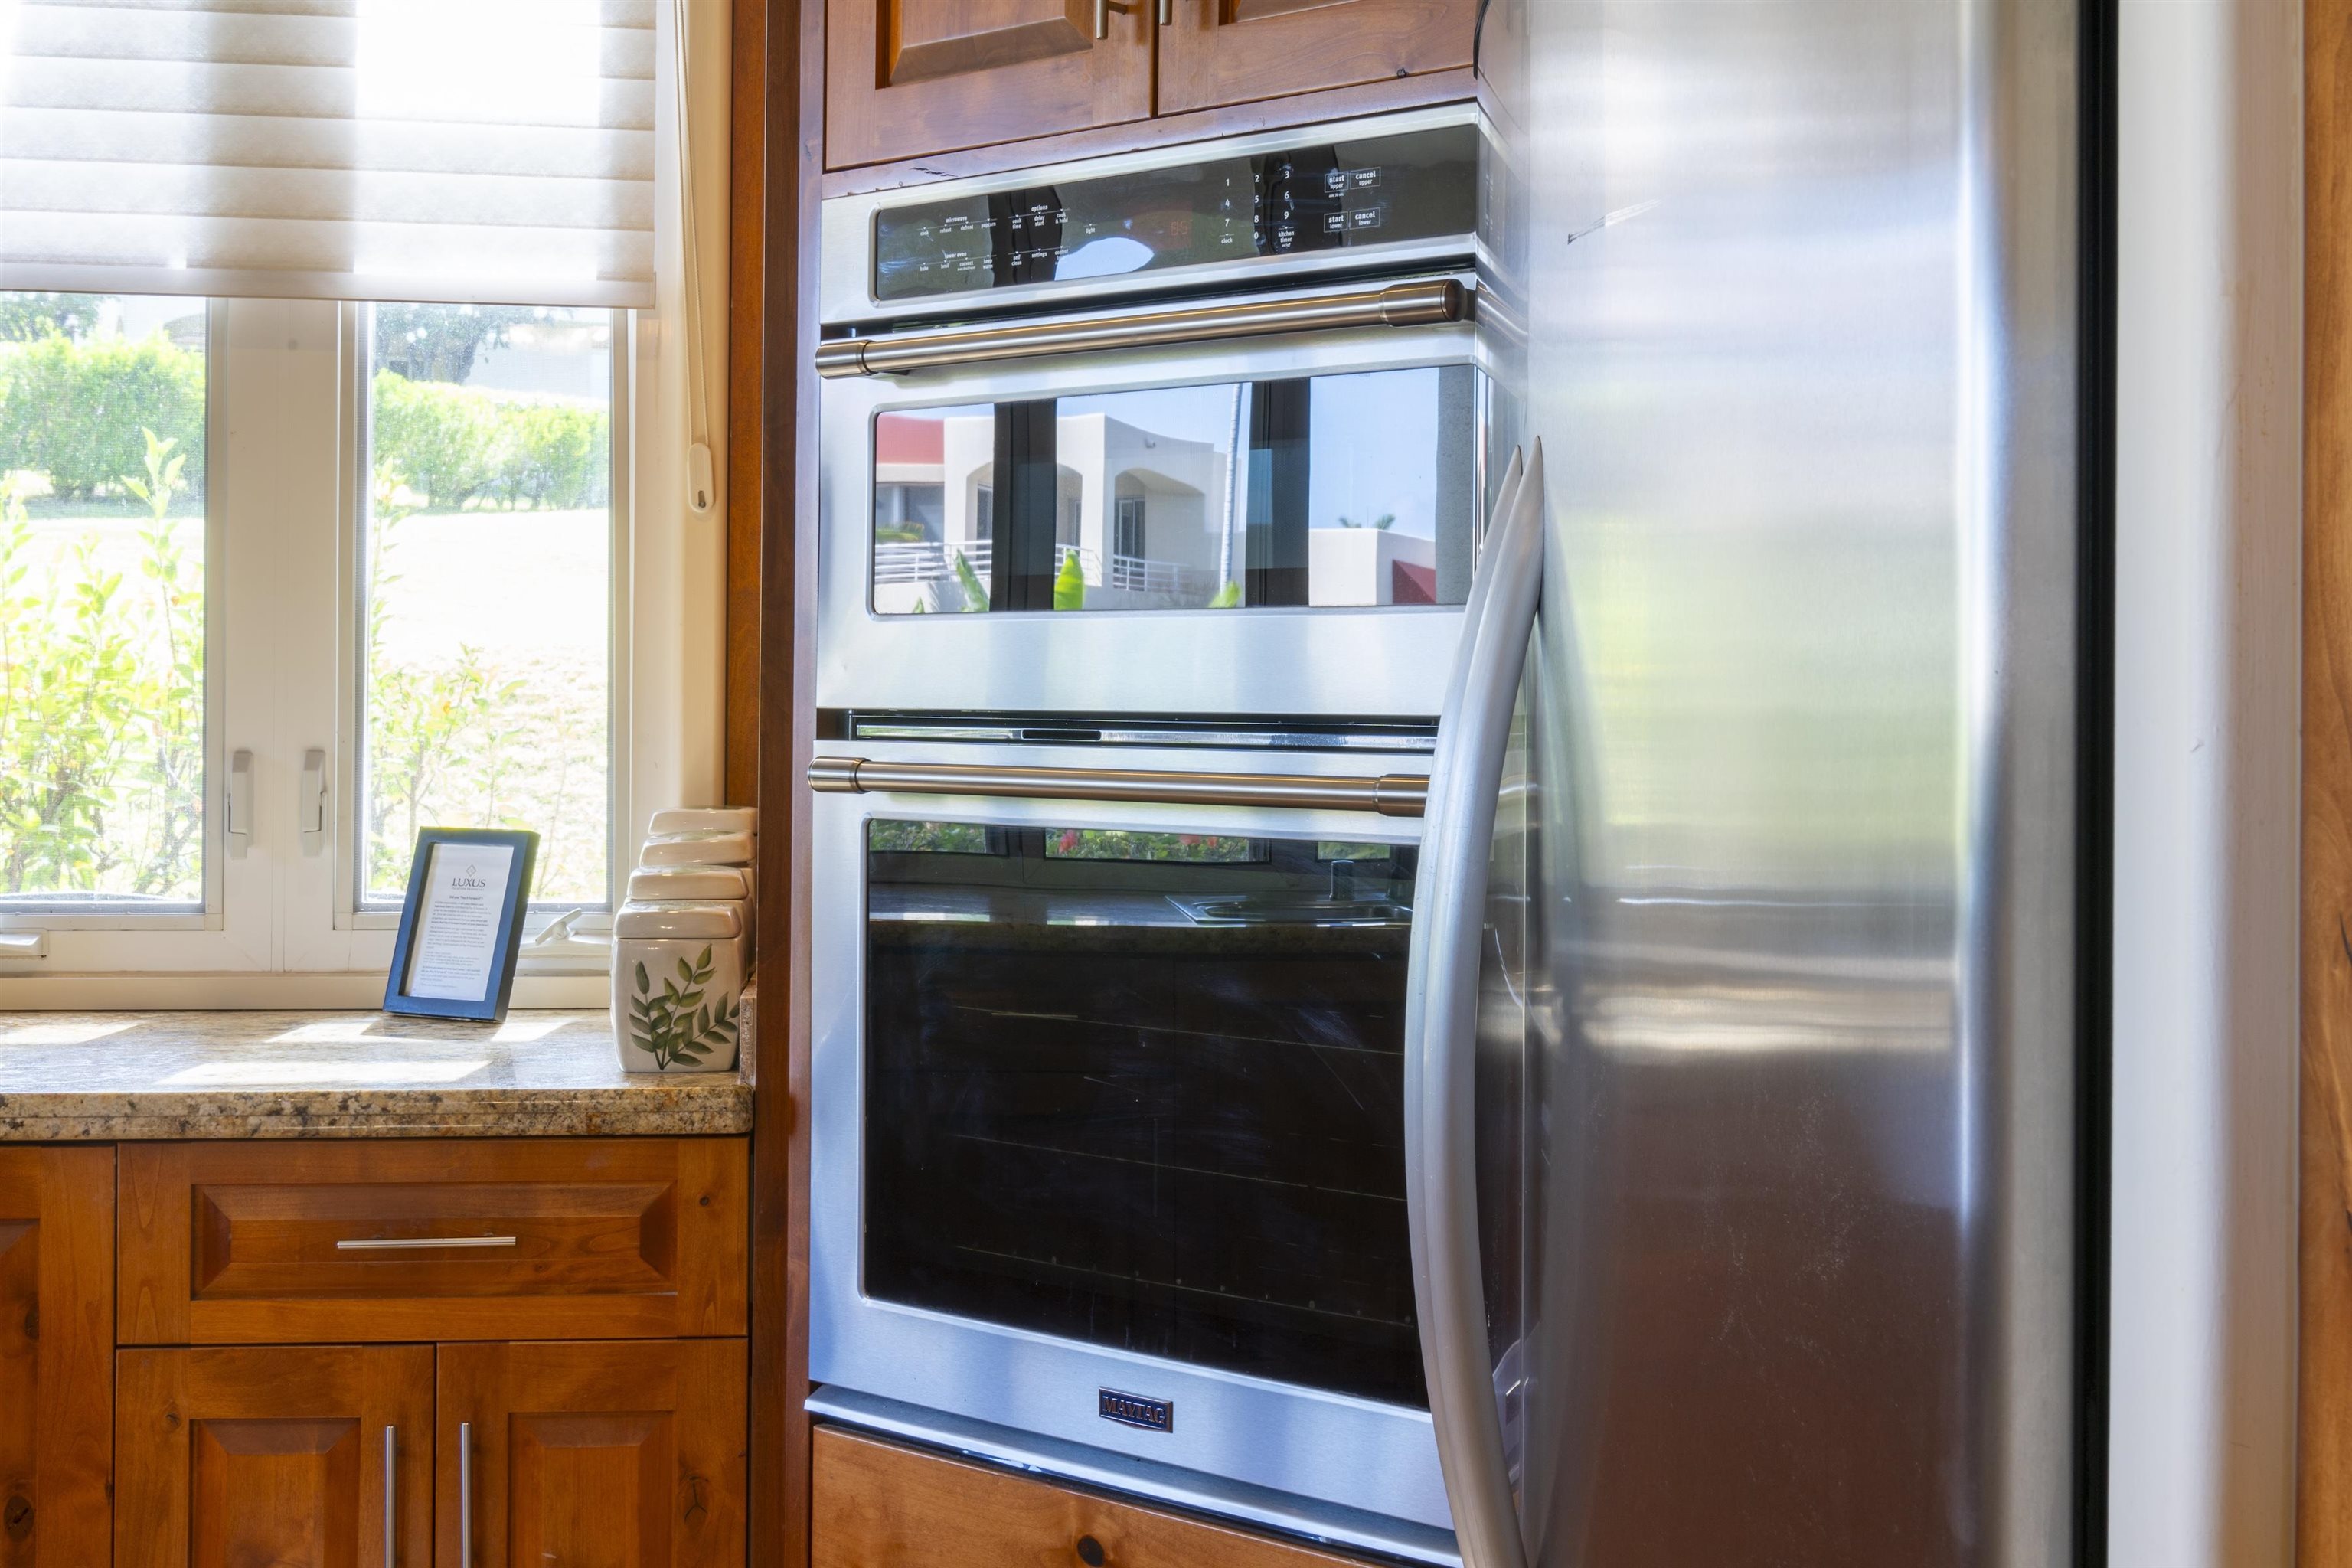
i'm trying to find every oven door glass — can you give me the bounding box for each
[870,366,1478,616]
[863,817,1426,1408]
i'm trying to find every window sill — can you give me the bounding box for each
[0,990,755,1142]
[0,971,609,1011]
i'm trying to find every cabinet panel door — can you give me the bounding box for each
[813,1427,1377,1566]
[118,1137,747,1344]
[116,1344,433,1568]
[826,0,1152,168]
[1157,0,1475,116]
[0,1148,111,1568]
[438,1340,745,1568]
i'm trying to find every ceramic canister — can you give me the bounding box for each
[639,828,754,867]
[613,900,744,1074]
[648,805,756,837]
[626,862,753,956]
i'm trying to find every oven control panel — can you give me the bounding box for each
[870,122,1479,304]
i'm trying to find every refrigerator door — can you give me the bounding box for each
[1455,0,2084,1564]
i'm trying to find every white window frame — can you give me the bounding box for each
[0,299,721,1007]
[319,302,635,938]
[0,1,727,1008]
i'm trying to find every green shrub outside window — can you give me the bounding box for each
[0,329,608,515]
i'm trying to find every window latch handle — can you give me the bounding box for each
[226,749,253,859]
[299,748,328,857]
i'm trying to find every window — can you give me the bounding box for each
[0,2,729,1001]
[1113,494,1147,562]
[0,290,675,998]
[0,294,209,912]
[359,304,616,910]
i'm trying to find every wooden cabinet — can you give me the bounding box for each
[824,0,1476,170]
[439,1341,746,1568]
[118,1138,748,1344]
[0,1147,112,1568]
[115,1344,434,1568]
[825,0,1154,170]
[4,1135,749,1564]
[813,1426,1377,1568]
[1157,0,1475,117]
[119,1341,749,1568]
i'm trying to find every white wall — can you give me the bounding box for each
[2109,1,2301,1561]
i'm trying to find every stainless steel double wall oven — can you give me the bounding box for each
[808,106,1493,1561]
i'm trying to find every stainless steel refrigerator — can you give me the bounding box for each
[1416,1,2089,1563]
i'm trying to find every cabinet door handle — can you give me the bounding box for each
[1094,0,1108,35]
[459,1421,474,1568]
[1158,0,1170,21]
[335,1235,517,1251]
[381,1425,396,1566]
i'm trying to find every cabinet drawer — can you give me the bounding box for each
[812,1427,1376,1568]
[118,1138,746,1344]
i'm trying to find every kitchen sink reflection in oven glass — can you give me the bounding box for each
[861,818,1426,1407]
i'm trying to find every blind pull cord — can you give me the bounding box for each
[674,0,715,514]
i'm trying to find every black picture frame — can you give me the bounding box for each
[381,827,539,1022]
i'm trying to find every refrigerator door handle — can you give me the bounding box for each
[1403,440,1544,1568]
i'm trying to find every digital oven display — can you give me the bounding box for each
[870,122,1479,303]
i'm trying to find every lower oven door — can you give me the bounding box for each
[808,739,1453,1558]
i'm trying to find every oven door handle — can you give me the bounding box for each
[807,756,1429,817]
[1403,441,1542,1568]
[815,278,1468,378]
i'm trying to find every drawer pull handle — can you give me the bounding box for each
[382,1425,397,1566]
[459,1421,474,1568]
[335,1236,518,1251]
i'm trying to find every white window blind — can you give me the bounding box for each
[0,0,655,308]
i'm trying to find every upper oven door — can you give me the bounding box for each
[817,282,1488,718]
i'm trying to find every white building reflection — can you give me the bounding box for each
[873,398,1438,613]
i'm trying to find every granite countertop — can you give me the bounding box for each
[0,998,755,1142]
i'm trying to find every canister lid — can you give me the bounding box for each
[627,864,750,902]
[614,900,743,940]
[639,828,753,867]
[648,805,757,836]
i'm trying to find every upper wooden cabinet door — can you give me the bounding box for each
[115,1344,434,1568]
[1157,0,1476,116]
[0,1148,112,1568]
[437,1341,746,1568]
[826,0,1153,169]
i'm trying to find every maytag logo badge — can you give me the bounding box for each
[1098,1388,1174,1433]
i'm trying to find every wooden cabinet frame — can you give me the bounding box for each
[439,1341,747,1568]
[1157,0,1474,118]
[0,1147,113,1568]
[115,1344,434,1568]
[2310,0,2352,1555]
[823,0,1154,169]
[739,3,1485,1566]
[113,1341,746,1568]
[813,1429,1374,1567]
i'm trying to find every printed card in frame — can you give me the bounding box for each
[383,827,540,1022]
